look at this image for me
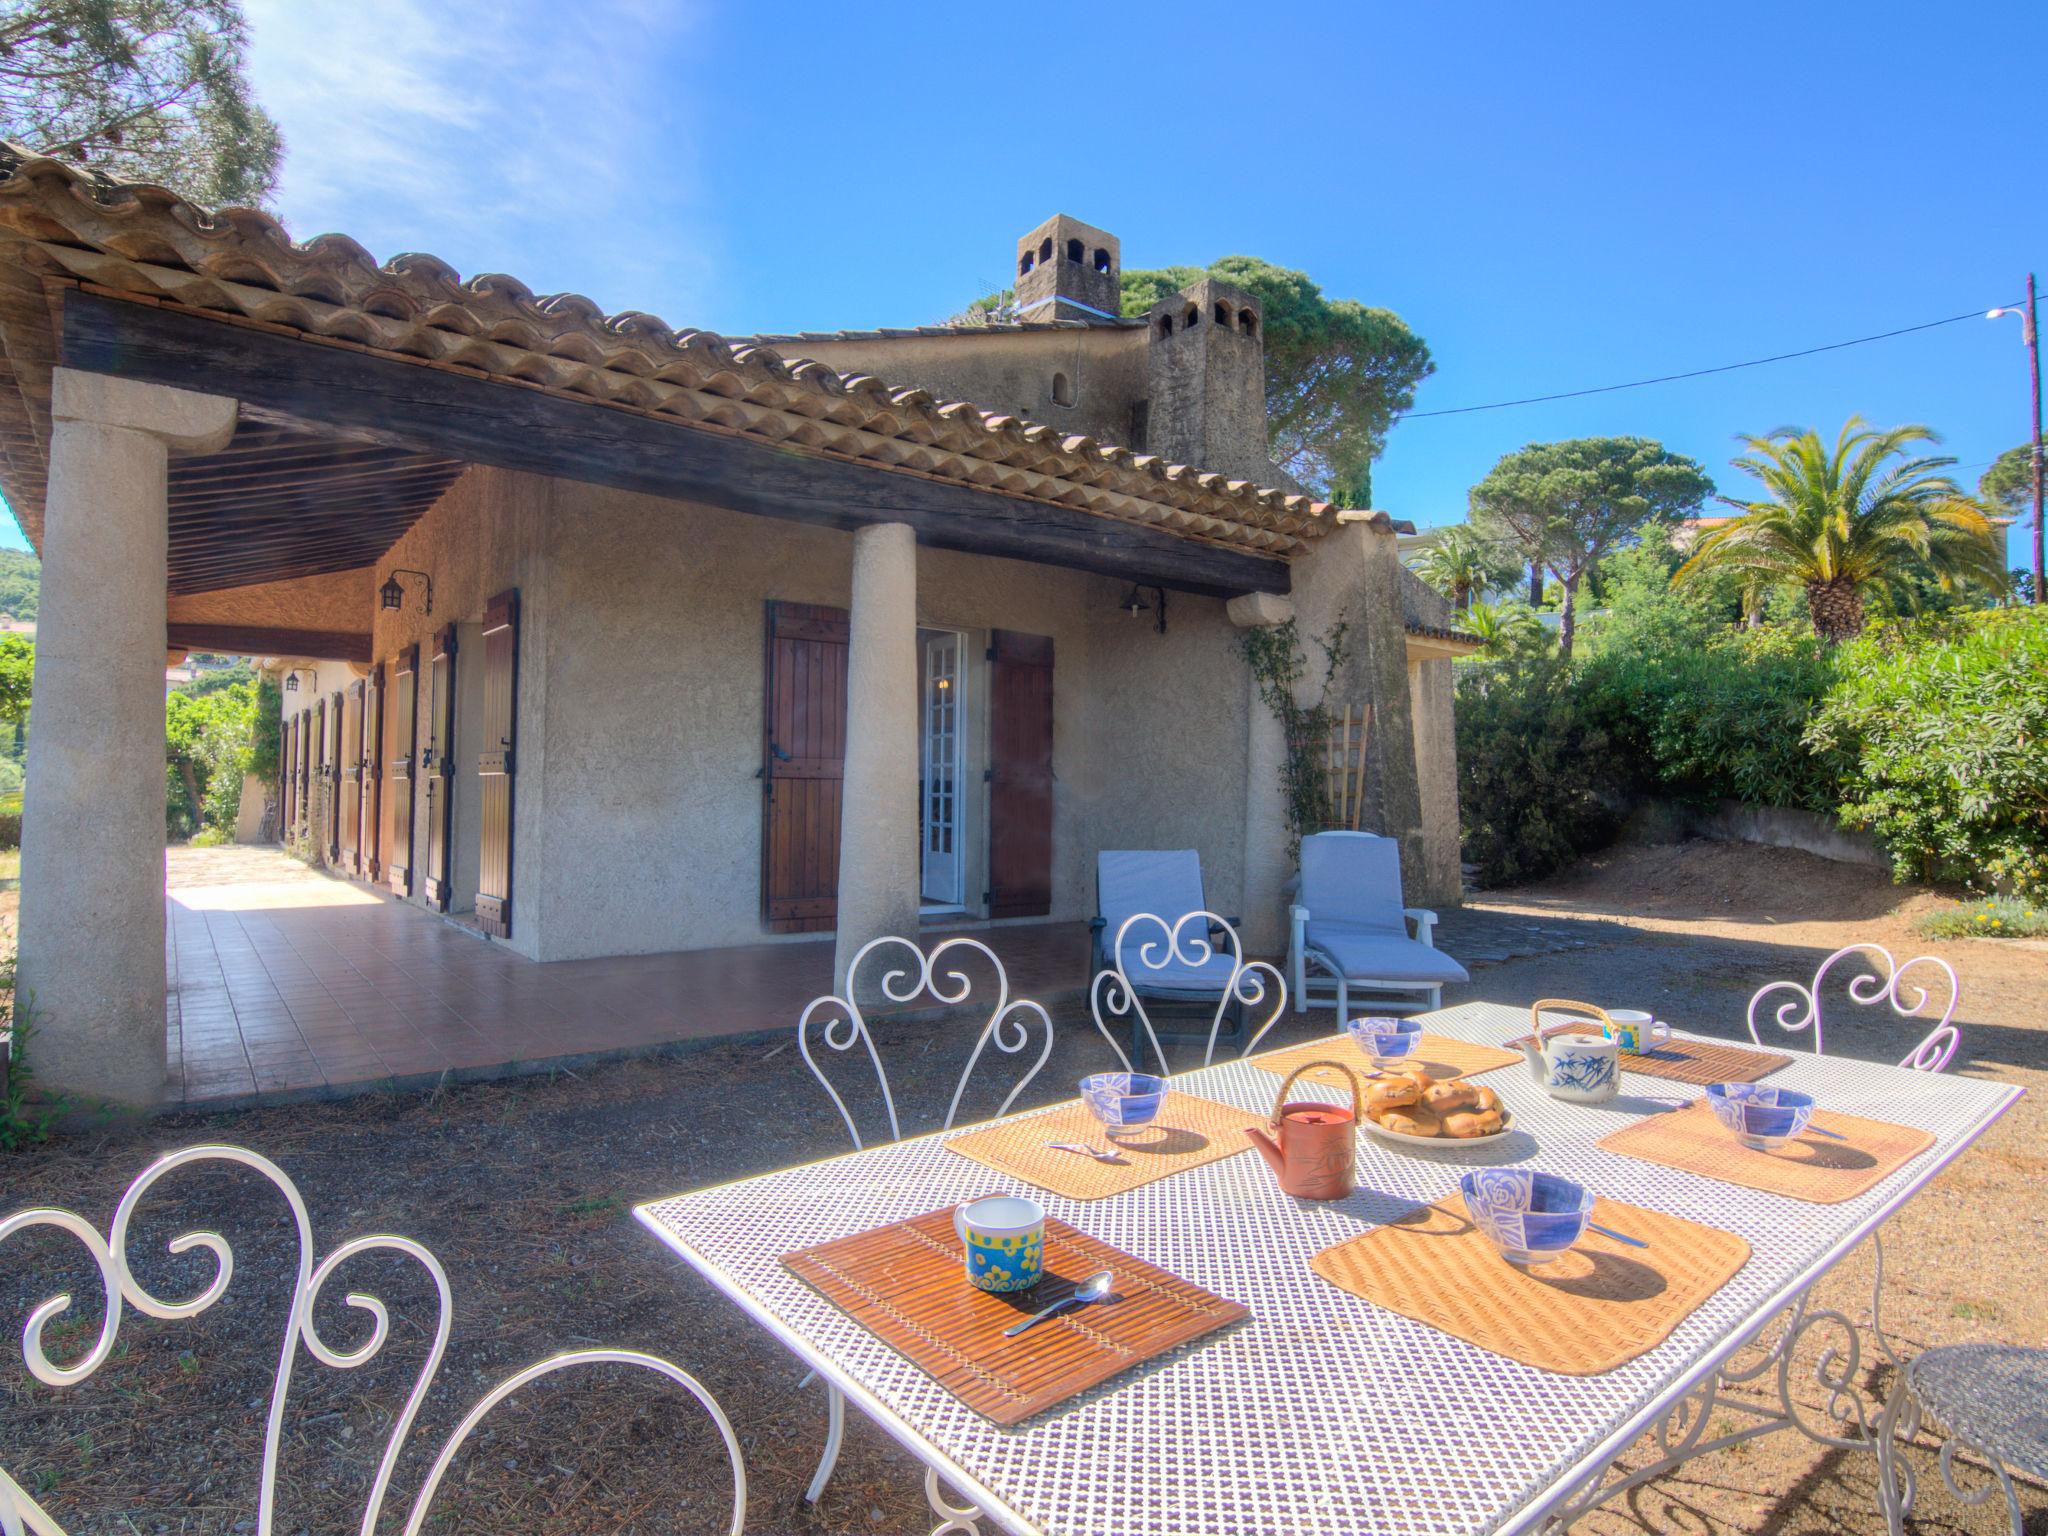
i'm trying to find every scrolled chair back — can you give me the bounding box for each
[1090,910,1286,1074]
[798,934,1054,1150]
[0,1144,746,1536]
[1746,942,1961,1073]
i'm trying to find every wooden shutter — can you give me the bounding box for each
[386,645,418,896]
[423,625,457,910]
[326,692,343,861]
[361,663,384,882]
[281,714,296,836]
[295,709,311,839]
[476,589,519,939]
[987,629,1054,918]
[309,702,326,850]
[761,600,848,934]
[340,679,364,873]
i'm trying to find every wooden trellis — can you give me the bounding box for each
[1323,702,1372,831]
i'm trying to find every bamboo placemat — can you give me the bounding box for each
[783,1209,1249,1425]
[1599,1102,1936,1203]
[1248,1031,1523,1089]
[943,1090,1257,1200]
[1505,1022,1792,1086]
[1311,1192,1751,1375]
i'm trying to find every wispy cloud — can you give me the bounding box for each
[243,0,720,323]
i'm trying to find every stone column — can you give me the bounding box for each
[1285,511,1428,900]
[20,370,237,1106]
[834,522,920,989]
[1227,591,1295,954]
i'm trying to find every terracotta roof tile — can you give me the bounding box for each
[0,149,1330,558]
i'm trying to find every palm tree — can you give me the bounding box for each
[1461,598,1543,658]
[1414,526,1507,611]
[1676,419,2006,642]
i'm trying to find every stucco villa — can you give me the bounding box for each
[0,157,1475,1107]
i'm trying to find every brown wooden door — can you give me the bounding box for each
[326,692,343,861]
[476,589,519,939]
[387,645,418,896]
[423,625,457,910]
[340,679,363,873]
[361,662,384,882]
[761,600,848,934]
[293,709,309,839]
[297,707,312,839]
[987,629,1054,918]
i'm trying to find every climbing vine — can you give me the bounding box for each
[1240,613,1351,860]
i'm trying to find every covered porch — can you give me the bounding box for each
[166,845,1085,1106]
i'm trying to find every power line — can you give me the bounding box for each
[1405,304,2011,419]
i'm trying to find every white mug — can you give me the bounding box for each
[1602,1010,1671,1054]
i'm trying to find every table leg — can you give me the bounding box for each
[805,1382,846,1504]
[924,1465,985,1536]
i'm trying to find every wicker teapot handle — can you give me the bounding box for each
[1268,1060,1364,1126]
[1528,998,1616,1039]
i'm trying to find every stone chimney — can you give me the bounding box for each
[1014,215,1121,323]
[1141,277,1271,481]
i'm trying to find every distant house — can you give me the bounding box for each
[0,162,1474,1104]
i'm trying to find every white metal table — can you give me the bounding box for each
[636,1002,2022,1536]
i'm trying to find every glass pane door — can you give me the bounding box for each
[920,631,963,906]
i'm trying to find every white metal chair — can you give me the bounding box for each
[1287,831,1467,1017]
[1746,942,1962,1072]
[794,933,1055,1504]
[1090,909,1286,1074]
[1877,1343,2046,1536]
[1,1144,747,1536]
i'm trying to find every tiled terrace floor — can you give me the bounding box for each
[165,847,1085,1106]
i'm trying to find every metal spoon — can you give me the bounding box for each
[1046,1141,1124,1163]
[1003,1271,1115,1338]
[1586,1222,1649,1250]
[1802,1123,1849,1141]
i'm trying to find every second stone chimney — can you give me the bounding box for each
[1014,215,1121,323]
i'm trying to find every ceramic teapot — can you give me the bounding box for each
[1518,999,1621,1104]
[1245,1061,1363,1200]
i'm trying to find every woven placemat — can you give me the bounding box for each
[943,1090,1256,1201]
[783,1208,1249,1425]
[1599,1101,1936,1203]
[1311,1192,1751,1375]
[1506,1022,1792,1086]
[1249,1031,1523,1089]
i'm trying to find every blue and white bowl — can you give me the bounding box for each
[1705,1082,1816,1151]
[1459,1169,1595,1266]
[1080,1073,1167,1134]
[1345,1016,1423,1066]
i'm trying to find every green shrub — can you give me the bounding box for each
[188,825,234,848]
[1807,608,2048,896]
[1916,895,2047,940]
[1579,627,1842,812]
[1455,656,1627,886]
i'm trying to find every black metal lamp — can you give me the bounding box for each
[1118,582,1168,635]
[283,666,314,693]
[380,568,433,615]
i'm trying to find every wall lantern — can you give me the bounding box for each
[1118,582,1168,636]
[380,568,434,615]
[283,667,315,693]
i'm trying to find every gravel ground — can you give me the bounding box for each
[1,841,2041,1535]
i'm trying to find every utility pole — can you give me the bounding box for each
[1989,274,2044,603]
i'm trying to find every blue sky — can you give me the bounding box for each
[6,0,2041,566]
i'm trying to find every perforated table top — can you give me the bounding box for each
[637,1002,2021,1536]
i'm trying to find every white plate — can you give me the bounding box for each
[1359,1108,1517,1152]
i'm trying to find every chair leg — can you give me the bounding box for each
[1335,975,1347,1024]
[805,1381,847,1504]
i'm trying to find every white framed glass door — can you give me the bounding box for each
[920,630,965,908]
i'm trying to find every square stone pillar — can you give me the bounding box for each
[19,370,237,1105]
[833,522,920,990]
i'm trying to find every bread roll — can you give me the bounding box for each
[1443,1108,1504,1139]
[1366,1077,1420,1111]
[1470,1085,1501,1114]
[1374,1104,1441,1137]
[1423,1080,1480,1113]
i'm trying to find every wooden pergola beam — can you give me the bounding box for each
[63,291,1293,601]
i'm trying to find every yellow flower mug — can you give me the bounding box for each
[954,1194,1044,1293]
[1602,1009,1672,1054]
